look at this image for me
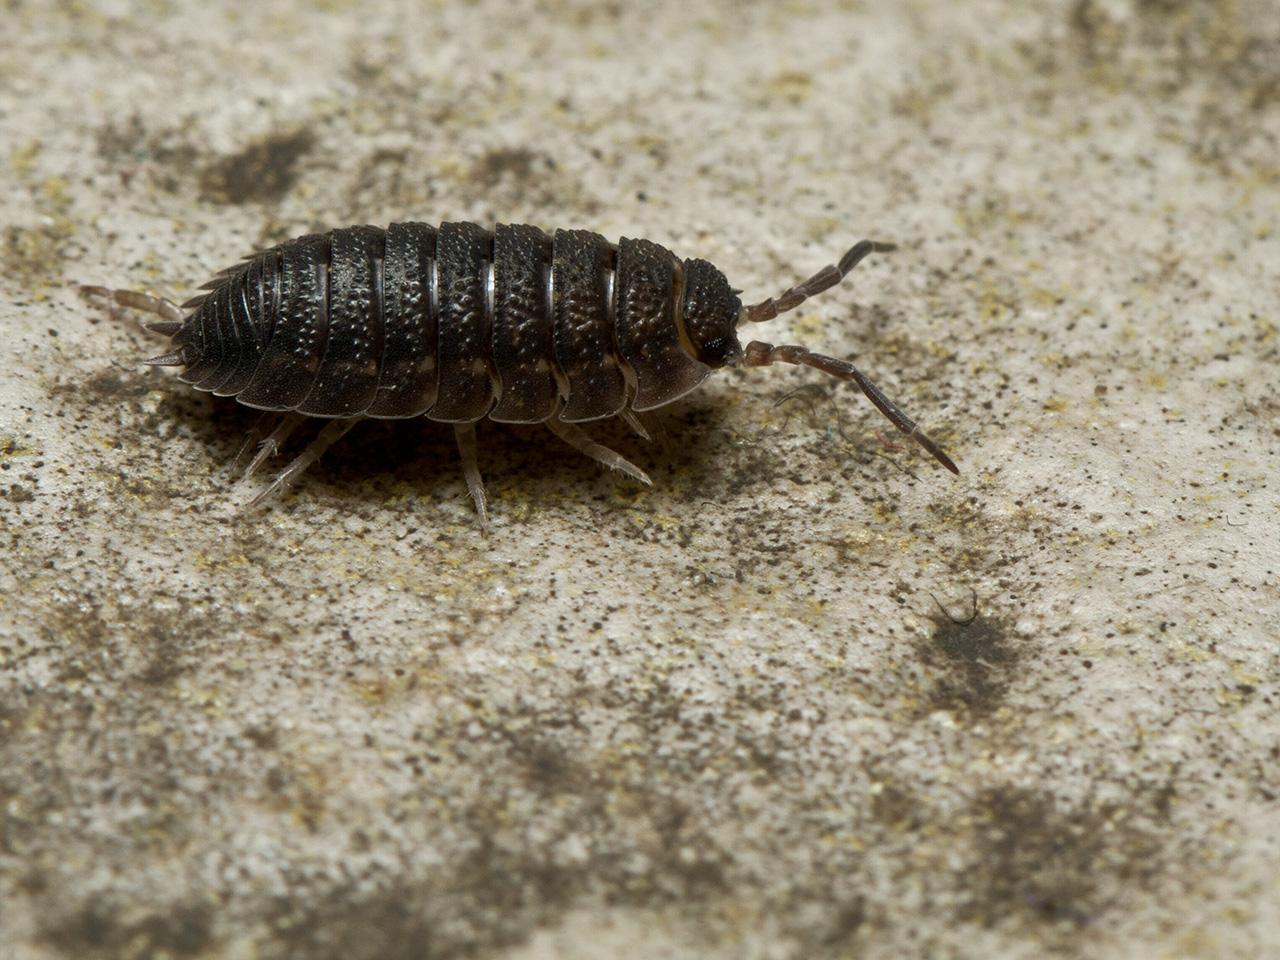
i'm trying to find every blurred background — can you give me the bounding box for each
[2,1,1277,958]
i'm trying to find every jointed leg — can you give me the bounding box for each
[742,340,959,474]
[229,413,274,476]
[453,423,490,530]
[621,409,652,441]
[545,418,652,486]
[248,417,358,508]
[79,285,185,334]
[238,413,305,481]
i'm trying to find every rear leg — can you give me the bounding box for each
[545,418,652,486]
[79,285,184,335]
[248,418,358,508]
[626,409,673,456]
[237,414,305,481]
[229,413,272,476]
[621,409,652,441]
[453,423,490,531]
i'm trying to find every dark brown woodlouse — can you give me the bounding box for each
[83,222,958,524]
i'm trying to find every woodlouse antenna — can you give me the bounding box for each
[736,241,957,474]
[742,340,959,474]
[739,240,896,326]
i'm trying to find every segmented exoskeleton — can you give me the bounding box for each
[83,221,957,524]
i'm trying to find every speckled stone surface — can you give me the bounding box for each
[2,1,1278,958]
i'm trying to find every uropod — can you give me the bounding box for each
[83,222,958,524]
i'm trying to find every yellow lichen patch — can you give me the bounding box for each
[790,311,826,341]
[5,165,77,286]
[801,215,842,245]
[1215,685,1255,709]
[1027,285,1063,308]
[955,196,1033,240]
[975,282,1015,325]
[0,434,38,462]
[1039,353,1069,369]
[1164,636,1215,665]
[190,549,252,574]
[10,139,41,176]
[1232,666,1263,689]
[768,70,813,106]
[351,673,396,707]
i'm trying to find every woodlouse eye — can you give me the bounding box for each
[699,336,744,367]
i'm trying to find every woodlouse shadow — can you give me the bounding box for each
[118,382,729,515]
[52,354,912,521]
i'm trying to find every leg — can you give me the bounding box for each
[79,285,185,333]
[742,339,959,474]
[545,418,652,486]
[247,417,357,508]
[621,409,652,441]
[621,409,669,449]
[229,413,277,476]
[453,423,490,530]
[238,413,305,481]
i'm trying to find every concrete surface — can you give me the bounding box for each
[2,1,1278,957]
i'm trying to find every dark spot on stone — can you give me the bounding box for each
[95,114,151,161]
[17,869,48,895]
[49,368,153,405]
[932,612,1009,663]
[0,701,28,748]
[200,130,316,205]
[244,723,279,750]
[508,734,581,793]
[7,484,34,502]
[869,780,921,831]
[263,884,438,960]
[643,795,729,897]
[96,114,198,168]
[1065,0,1280,106]
[44,595,110,647]
[265,766,288,792]
[94,114,201,193]
[919,610,1017,716]
[41,899,213,958]
[472,147,547,188]
[4,224,71,285]
[137,637,186,686]
[958,786,1162,934]
[820,897,867,946]
[262,841,578,960]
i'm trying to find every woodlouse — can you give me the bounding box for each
[84,221,957,523]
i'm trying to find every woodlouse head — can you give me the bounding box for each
[680,258,744,368]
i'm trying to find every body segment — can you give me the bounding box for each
[430,221,497,423]
[490,223,557,423]
[370,221,438,418]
